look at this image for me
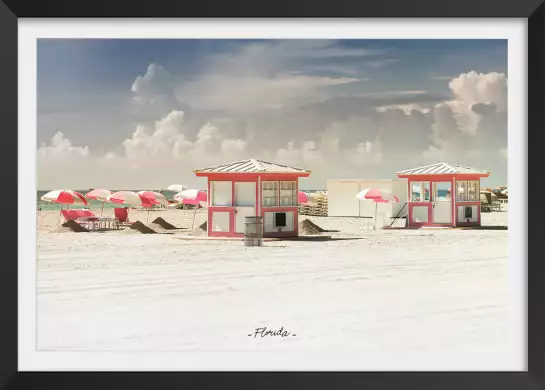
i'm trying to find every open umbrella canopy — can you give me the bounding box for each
[137,191,168,206]
[298,191,318,205]
[41,189,88,205]
[174,189,207,203]
[356,188,399,203]
[85,189,112,202]
[167,184,188,192]
[107,191,144,206]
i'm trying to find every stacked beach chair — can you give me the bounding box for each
[299,191,328,217]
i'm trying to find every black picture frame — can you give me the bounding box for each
[1,1,543,389]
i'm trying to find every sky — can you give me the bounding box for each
[37,39,508,190]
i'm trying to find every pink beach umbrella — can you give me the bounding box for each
[138,191,169,223]
[167,184,188,193]
[173,189,207,206]
[138,191,168,206]
[41,189,88,226]
[174,189,208,230]
[41,189,88,205]
[298,191,318,206]
[356,188,398,202]
[108,191,144,206]
[85,189,113,216]
[356,188,399,230]
[107,191,145,223]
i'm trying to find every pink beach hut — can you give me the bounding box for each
[194,159,311,238]
[396,162,490,228]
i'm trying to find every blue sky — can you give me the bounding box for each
[38,39,507,113]
[37,39,508,189]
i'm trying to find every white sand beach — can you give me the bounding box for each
[35,208,514,368]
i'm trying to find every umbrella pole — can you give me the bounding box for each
[147,209,150,224]
[101,201,105,217]
[374,202,377,230]
[191,207,196,231]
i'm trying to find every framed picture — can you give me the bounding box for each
[2,0,544,389]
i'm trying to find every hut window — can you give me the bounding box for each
[467,181,479,201]
[274,212,287,227]
[411,182,421,202]
[411,181,430,202]
[280,181,297,206]
[262,181,279,207]
[423,182,430,201]
[211,181,232,206]
[456,181,467,201]
[432,182,452,201]
[456,180,479,201]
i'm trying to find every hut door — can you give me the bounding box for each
[432,182,452,224]
[235,182,256,233]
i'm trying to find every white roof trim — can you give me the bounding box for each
[195,159,310,174]
[396,162,490,175]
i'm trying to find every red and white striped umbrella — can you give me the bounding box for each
[107,191,144,206]
[85,189,112,202]
[356,188,399,230]
[137,191,168,206]
[41,189,88,226]
[174,189,208,230]
[298,191,317,205]
[174,189,208,206]
[137,191,169,223]
[356,188,399,203]
[167,184,188,192]
[85,188,113,216]
[41,189,88,205]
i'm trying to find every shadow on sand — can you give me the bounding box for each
[276,236,363,242]
[458,226,508,230]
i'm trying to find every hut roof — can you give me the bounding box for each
[194,159,310,174]
[397,162,490,176]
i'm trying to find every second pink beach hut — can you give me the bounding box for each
[396,162,490,228]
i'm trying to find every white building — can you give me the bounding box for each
[327,179,408,222]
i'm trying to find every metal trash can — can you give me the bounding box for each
[244,216,263,247]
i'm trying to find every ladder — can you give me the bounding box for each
[389,202,408,227]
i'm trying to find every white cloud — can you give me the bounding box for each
[131,63,180,120]
[38,131,89,160]
[131,63,174,99]
[37,58,508,189]
[376,103,430,115]
[363,58,399,68]
[119,110,249,167]
[177,72,360,111]
[420,71,508,168]
[220,138,247,156]
[448,71,507,112]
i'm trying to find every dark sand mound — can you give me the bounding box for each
[189,221,208,236]
[61,220,89,233]
[151,217,178,230]
[148,223,171,233]
[298,219,322,235]
[130,221,157,234]
[301,219,339,233]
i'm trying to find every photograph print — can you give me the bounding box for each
[35,38,514,368]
